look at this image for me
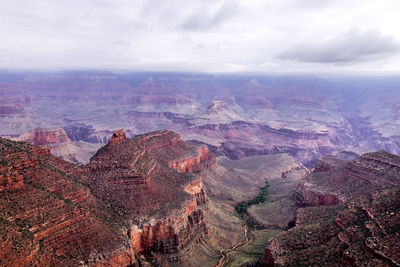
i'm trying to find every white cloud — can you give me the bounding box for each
[0,0,400,73]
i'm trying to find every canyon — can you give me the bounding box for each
[2,72,400,168]
[1,71,400,266]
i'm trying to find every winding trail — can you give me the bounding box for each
[215,222,254,267]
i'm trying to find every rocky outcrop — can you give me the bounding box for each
[0,129,214,266]
[295,183,343,207]
[14,127,101,164]
[0,140,50,191]
[102,130,210,263]
[0,164,25,191]
[0,138,133,267]
[16,127,70,145]
[262,186,400,266]
[109,128,127,144]
[169,145,216,173]
[313,156,346,172]
[88,130,213,263]
[295,151,400,207]
[263,151,400,266]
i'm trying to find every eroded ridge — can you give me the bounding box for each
[0,129,216,265]
[262,151,400,266]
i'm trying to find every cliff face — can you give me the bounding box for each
[0,129,215,266]
[16,127,70,145]
[263,151,400,266]
[169,145,216,173]
[263,187,400,266]
[313,156,346,172]
[15,127,103,164]
[295,151,400,207]
[181,121,345,168]
[119,130,212,263]
[0,138,133,267]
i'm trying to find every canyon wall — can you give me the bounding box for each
[0,129,216,266]
[262,151,400,266]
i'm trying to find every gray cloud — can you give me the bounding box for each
[278,28,400,63]
[181,1,239,31]
[1,0,400,72]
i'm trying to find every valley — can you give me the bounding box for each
[2,72,400,168]
[1,72,400,266]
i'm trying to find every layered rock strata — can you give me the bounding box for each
[262,151,400,266]
[0,129,215,266]
[295,151,400,207]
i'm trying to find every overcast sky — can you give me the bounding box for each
[1,0,400,73]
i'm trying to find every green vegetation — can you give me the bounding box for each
[235,180,269,216]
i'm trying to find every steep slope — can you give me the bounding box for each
[182,121,350,168]
[0,138,132,266]
[0,129,216,266]
[262,151,400,266]
[263,187,400,266]
[83,130,213,263]
[295,151,400,206]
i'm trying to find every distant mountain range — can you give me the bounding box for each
[2,71,400,168]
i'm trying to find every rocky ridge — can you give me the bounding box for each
[0,129,216,266]
[262,151,400,266]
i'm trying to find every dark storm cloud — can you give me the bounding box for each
[278,28,400,63]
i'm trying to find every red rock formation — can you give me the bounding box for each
[0,129,215,265]
[86,130,212,263]
[263,186,400,266]
[295,183,343,207]
[169,145,216,173]
[17,127,70,145]
[0,138,134,267]
[313,156,346,172]
[295,151,400,207]
[263,151,400,266]
[0,165,24,191]
[14,127,102,164]
[108,128,127,144]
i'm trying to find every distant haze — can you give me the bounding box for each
[1,0,400,73]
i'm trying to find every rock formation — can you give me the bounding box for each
[262,151,400,266]
[16,127,70,145]
[295,151,400,207]
[0,129,215,266]
[108,128,127,144]
[15,127,102,164]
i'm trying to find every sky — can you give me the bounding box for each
[1,0,400,73]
